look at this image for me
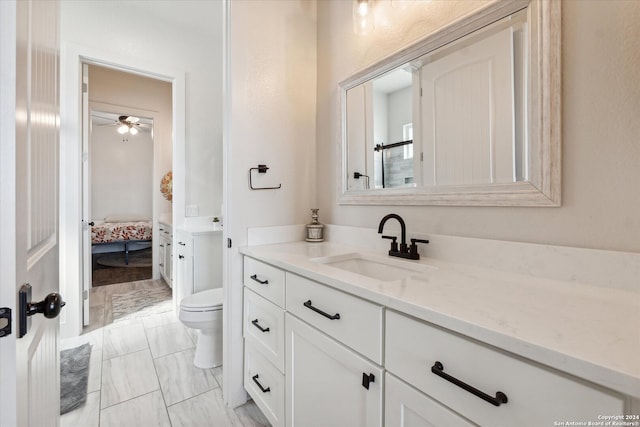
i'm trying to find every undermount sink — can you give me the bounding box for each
[311,252,435,282]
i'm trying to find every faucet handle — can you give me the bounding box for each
[411,238,429,245]
[381,235,398,252]
[409,238,429,258]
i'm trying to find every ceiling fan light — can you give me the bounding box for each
[129,126,138,135]
[127,116,140,123]
[117,124,129,134]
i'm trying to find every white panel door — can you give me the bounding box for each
[421,27,515,187]
[0,1,61,426]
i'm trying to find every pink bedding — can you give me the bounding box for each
[91,221,152,244]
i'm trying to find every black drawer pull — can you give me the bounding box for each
[431,361,508,407]
[303,300,340,320]
[252,374,271,393]
[251,319,270,333]
[250,274,268,285]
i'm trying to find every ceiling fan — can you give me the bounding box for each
[116,116,143,135]
[92,112,152,135]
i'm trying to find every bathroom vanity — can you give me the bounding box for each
[240,237,639,427]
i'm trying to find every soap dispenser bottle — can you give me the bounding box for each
[305,208,324,242]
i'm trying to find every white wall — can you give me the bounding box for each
[90,123,153,220]
[60,0,223,218]
[224,0,317,407]
[317,0,640,254]
[388,86,411,144]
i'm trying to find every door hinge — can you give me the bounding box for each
[0,307,12,338]
[83,290,88,300]
[227,238,232,249]
[420,152,424,162]
[82,82,88,93]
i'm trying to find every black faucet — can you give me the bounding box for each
[378,214,429,260]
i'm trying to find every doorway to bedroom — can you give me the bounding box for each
[89,110,154,286]
[82,64,173,326]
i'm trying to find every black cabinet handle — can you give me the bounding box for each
[431,361,508,407]
[251,319,270,333]
[362,372,375,390]
[250,274,268,285]
[252,374,271,393]
[303,300,340,320]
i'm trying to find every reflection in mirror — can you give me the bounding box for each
[348,67,414,190]
[340,0,560,206]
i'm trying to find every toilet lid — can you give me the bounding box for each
[181,288,224,310]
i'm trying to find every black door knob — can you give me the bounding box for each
[88,221,95,226]
[18,285,66,338]
[27,293,66,319]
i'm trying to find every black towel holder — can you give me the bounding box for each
[249,164,282,190]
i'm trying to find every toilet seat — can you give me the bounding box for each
[180,288,223,312]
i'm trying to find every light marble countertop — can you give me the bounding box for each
[239,241,640,399]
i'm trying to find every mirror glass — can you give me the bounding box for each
[340,0,560,206]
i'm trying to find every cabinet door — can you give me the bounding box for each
[285,314,383,427]
[385,373,475,427]
[158,238,166,280]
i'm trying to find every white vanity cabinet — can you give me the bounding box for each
[241,253,631,427]
[385,310,625,427]
[158,222,172,287]
[243,258,287,427]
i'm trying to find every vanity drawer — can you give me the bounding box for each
[285,273,383,364]
[244,257,285,307]
[245,342,285,427]
[385,310,625,427]
[244,288,285,373]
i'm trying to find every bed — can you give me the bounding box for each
[91,216,153,265]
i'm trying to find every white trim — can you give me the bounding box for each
[59,41,186,339]
[0,1,18,425]
[221,0,248,409]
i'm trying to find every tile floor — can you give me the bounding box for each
[61,279,270,427]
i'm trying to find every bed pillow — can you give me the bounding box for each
[92,219,105,226]
[104,214,151,223]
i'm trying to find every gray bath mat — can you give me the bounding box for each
[111,286,173,322]
[60,342,91,414]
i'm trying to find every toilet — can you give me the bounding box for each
[179,288,223,368]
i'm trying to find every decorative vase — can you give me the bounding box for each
[305,208,324,242]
